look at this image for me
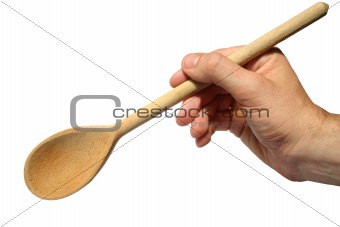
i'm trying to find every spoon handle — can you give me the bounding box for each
[119,2,328,135]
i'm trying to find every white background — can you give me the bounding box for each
[1,0,340,226]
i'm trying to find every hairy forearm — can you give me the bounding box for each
[296,113,340,185]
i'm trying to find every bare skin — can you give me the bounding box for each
[170,46,340,185]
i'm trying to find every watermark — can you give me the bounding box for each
[70,95,269,132]
[70,95,122,132]
[112,106,269,119]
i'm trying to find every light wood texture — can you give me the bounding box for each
[24,2,328,200]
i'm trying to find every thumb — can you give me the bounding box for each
[182,52,269,101]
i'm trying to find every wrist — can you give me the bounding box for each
[295,111,340,185]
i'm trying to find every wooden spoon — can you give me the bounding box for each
[24,2,329,200]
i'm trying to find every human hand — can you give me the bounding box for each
[170,46,339,184]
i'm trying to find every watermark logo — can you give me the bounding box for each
[70,95,270,132]
[70,95,121,132]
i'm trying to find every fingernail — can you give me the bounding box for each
[184,54,199,69]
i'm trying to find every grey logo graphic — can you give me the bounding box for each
[70,95,121,132]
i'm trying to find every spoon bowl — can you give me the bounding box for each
[24,2,328,199]
[24,128,119,199]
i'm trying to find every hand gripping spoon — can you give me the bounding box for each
[24,2,329,199]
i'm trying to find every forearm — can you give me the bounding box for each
[296,113,340,185]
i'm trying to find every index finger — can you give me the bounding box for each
[169,46,244,88]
